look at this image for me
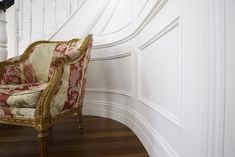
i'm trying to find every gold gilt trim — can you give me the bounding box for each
[0,118,36,127]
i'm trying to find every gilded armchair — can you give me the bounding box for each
[0,34,93,157]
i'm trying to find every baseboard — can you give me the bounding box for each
[83,100,180,157]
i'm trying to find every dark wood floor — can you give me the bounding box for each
[0,116,149,157]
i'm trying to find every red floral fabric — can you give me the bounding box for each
[47,39,91,112]
[63,54,86,110]
[48,41,78,80]
[1,63,38,85]
[22,63,38,84]
[0,106,12,118]
[1,64,21,84]
[78,48,91,107]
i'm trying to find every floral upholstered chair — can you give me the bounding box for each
[0,34,93,157]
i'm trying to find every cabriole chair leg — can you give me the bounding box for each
[77,107,83,131]
[38,130,49,157]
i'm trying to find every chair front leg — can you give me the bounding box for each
[77,107,83,131]
[37,130,49,157]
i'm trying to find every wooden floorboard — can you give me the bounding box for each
[0,116,149,157]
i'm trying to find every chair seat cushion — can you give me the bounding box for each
[0,82,48,108]
[0,106,36,119]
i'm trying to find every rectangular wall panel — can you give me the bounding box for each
[138,19,182,126]
[86,54,133,96]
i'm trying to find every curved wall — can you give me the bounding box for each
[6,0,228,157]
[50,0,225,156]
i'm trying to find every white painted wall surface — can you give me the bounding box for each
[224,0,235,156]
[5,0,233,157]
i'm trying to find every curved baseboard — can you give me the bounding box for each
[83,100,180,157]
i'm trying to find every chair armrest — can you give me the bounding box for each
[35,46,91,128]
[35,35,93,131]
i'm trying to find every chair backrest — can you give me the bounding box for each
[26,39,80,82]
[61,39,92,111]
[49,34,93,115]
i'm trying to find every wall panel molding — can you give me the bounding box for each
[99,23,131,37]
[98,0,151,37]
[93,0,168,49]
[137,17,182,128]
[90,51,132,61]
[138,0,150,16]
[86,88,132,97]
[207,0,226,156]
[48,0,87,40]
[83,100,181,157]
[98,0,120,34]
[139,17,180,50]
[82,0,110,37]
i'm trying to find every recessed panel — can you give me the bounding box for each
[87,55,132,95]
[140,25,181,118]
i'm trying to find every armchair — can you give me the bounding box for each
[0,34,93,157]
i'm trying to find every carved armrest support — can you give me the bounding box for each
[35,64,63,131]
[35,49,88,130]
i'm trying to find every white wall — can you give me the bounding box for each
[52,0,221,156]
[6,0,80,57]
[224,0,235,156]
[6,0,233,156]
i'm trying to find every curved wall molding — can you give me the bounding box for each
[81,0,110,37]
[93,0,168,49]
[9,0,167,55]
[48,0,87,40]
[90,51,132,61]
[139,17,180,50]
[138,0,150,16]
[98,0,121,35]
[86,88,132,97]
[99,22,131,37]
[83,100,181,157]
[98,0,135,37]
[95,0,150,37]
